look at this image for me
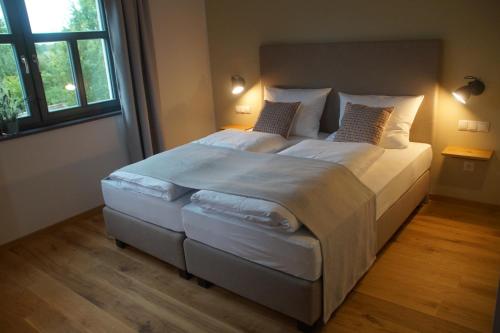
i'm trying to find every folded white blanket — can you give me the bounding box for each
[107,130,294,201]
[108,171,191,201]
[191,190,301,232]
[191,140,384,229]
[194,129,289,153]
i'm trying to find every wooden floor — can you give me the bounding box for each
[0,199,499,333]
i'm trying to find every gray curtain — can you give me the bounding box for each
[104,0,163,162]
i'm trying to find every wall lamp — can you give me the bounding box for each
[452,76,485,104]
[231,75,245,95]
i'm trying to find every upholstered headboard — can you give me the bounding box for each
[260,40,441,143]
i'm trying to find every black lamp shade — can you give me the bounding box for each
[452,86,471,104]
[452,76,485,104]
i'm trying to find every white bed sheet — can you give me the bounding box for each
[361,142,432,219]
[101,179,192,232]
[182,142,432,281]
[182,204,322,281]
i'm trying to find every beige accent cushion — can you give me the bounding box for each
[338,93,424,148]
[333,103,393,145]
[254,100,301,138]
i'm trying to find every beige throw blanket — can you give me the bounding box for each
[120,143,376,322]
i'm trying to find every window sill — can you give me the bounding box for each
[0,110,122,143]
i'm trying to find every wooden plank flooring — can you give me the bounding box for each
[0,199,498,332]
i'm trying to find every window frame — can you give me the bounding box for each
[1,0,120,134]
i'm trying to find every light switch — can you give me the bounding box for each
[458,120,468,131]
[235,105,251,114]
[477,121,490,132]
[467,120,478,131]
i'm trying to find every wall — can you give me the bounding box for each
[0,116,129,245]
[206,0,500,205]
[0,0,215,245]
[149,0,215,149]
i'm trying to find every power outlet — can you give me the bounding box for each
[463,161,475,172]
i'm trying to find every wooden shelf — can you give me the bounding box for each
[442,145,494,161]
[219,124,253,131]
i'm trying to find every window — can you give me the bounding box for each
[0,0,119,133]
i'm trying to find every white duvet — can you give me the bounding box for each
[192,140,384,232]
[107,130,294,201]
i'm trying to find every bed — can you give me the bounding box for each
[103,39,441,330]
[183,142,432,279]
[181,40,441,330]
[102,129,325,277]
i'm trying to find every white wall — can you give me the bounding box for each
[0,116,129,245]
[149,0,216,149]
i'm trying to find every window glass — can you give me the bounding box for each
[0,44,29,117]
[35,42,79,111]
[25,0,103,33]
[0,1,8,34]
[0,0,118,135]
[78,39,113,103]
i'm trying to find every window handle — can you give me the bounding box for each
[20,55,30,74]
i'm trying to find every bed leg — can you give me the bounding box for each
[423,194,430,204]
[178,269,192,280]
[115,239,127,249]
[418,194,430,208]
[197,277,213,288]
[297,320,316,332]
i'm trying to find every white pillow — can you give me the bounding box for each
[338,92,424,149]
[264,87,331,138]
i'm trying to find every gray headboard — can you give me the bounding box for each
[260,40,441,143]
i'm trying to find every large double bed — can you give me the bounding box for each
[102,40,441,330]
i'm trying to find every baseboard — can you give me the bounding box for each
[429,194,500,210]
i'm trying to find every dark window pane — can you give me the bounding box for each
[0,44,29,117]
[0,0,9,34]
[25,0,103,33]
[35,42,79,112]
[78,39,113,103]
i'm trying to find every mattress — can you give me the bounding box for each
[101,179,192,232]
[182,142,432,281]
[361,142,432,219]
[101,132,327,230]
[182,204,322,281]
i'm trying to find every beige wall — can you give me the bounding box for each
[150,0,215,149]
[0,116,129,245]
[0,0,215,245]
[206,0,500,205]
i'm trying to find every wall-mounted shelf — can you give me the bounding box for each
[442,145,494,161]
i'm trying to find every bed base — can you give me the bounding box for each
[103,207,189,278]
[184,238,323,325]
[103,171,429,329]
[184,170,430,330]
